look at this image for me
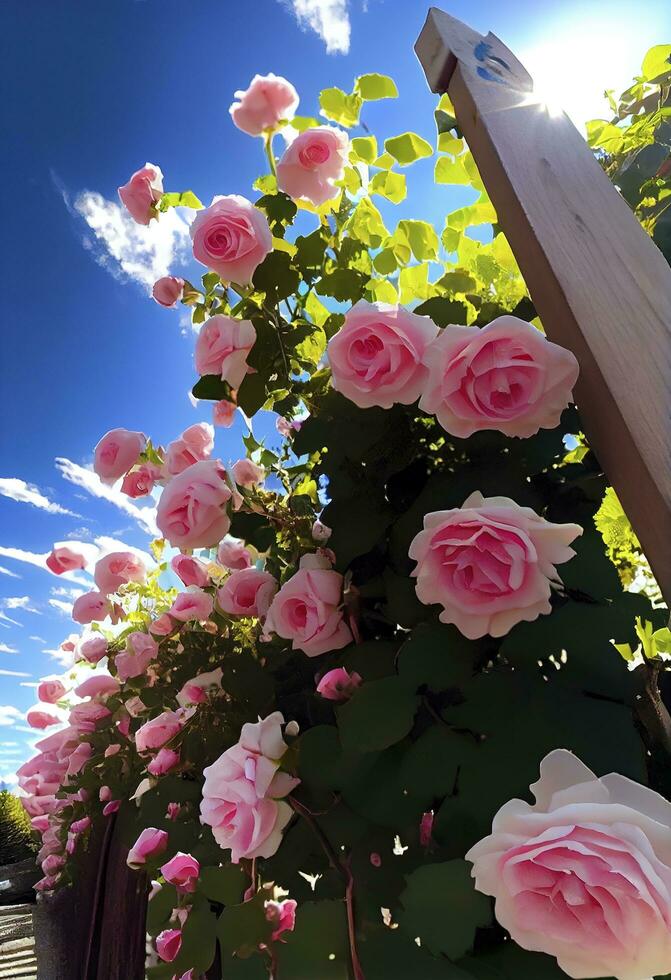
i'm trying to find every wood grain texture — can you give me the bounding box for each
[415,7,671,603]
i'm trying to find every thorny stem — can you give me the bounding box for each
[289,796,366,980]
[637,660,671,757]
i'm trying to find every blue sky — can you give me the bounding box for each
[1,0,669,783]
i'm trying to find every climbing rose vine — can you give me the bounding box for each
[17,54,671,980]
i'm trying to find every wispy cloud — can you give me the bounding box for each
[29,636,45,643]
[0,643,18,654]
[50,585,85,601]
[55,458,158,536]
[0,611,21,629]
[0,706,24,727]
[48,599,74,617]
[283,0,351,53]
[0,565,20,579]
[0,477,78,517]
[2,597,40,614]
[0,669,31,678]
[42,647,73,667]
[72,189,192,291]
[0,773,19,786]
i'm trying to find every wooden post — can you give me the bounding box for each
[415,8,671,604]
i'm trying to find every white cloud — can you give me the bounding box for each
[0,545,89,585]
[0,611,21,629]
[94,535,155,569]
[2,597,39,614]
[50,585,85,601]
[20,682,39,689]
[284,0,351,53]
[0,669,31,678]
[0,565,20,579]
[48,599,74,617]
[29,636,45,643]
[42,647,73,667]
[55,458,158,536]
[0,477,77,517]
[0,742,19,748]
[0,706,24,727]
[0,773,19,786]
[73,190,192,291]
[0,643,18,654]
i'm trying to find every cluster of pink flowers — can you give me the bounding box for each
[327,303,580,438]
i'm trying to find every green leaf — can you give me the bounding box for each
[367,278,397,303]
[201,271,220,293]
[200,864,247,905]
[399,263,430,304]
[369,170,407,204]
[177,899,217,973]
[345,197,388,247]
[355,73,399,100]
[385,132,433,166]
[434,155,470,184]
[316,268,367,303]
[277,901,349,979]
[252,251,300,304]
[191,375,233,402]
[396,219,439,261]
[337,675,420,753]
[360,928,471,980]
[158,190,203,212]
[400,860,491,959]
[294,323,327,368]
[350,136,378,164]
[291,115,320,132]
[146,883,178,935]
[372,151,394,169]
[372,247,398,275]
[319,87,362,127]
[217,893,273,958]
[414,296,470,327]
[437,132,463,154]
[397,622,477,692]
[255,192,297,235]
[641,44,671,82]
[305,291,330,327]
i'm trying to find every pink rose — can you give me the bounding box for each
[156,459,233,549]
[37,679,67,704]
[190,195,272,283]
[74,675,119,699]
[176,668,223,708]
[72,591,111,625]
[265,898,297,941]
[70,816,91,835]
[152,275,184,308]
[115,631,158,681]
[164,423,214,477]
[26,707,62,730]
[127,827,169,868]
[171,554,209,588]
[231,458,265,487]
[316,667,361,702]
[265,555,353,657]
[160,852,200,893]
[93,428,146,485]
[69,701,111,733]
[277,126,348,205]
[156,928,182,963]
[168,588,214,622]
[327,301,439,409]
[200,712,299,862]
[77,636,108,664]
[46,546,86,575]
[118,163,163,225]
[147,747,180,776]
[120,463,161,498]
[94,551,145,595]
[149,613,175,636]
[217,537,252,570]
[213,400,237,428]
[467,749,671,980]
[42,853,65,876]
[419,316,580,438]
[408,491,582,639]
[194,315,256,389]
[229,73,299,136]
[135,710,183,753]
[276,416,302,438]
[217,568,277,618]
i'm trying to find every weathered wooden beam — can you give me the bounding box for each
[415,8,671,604]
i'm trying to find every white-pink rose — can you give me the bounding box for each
[190,196,272,283]
[156,459,232,550]
[316,667,361,702]
[152,275,184,308]
[264,555,352,657]
[46,546,86,575]
[200,712,298,863]
[72,591,111,625]
[93,428,146,485]
[147,747,180,776]
[77,636,108,664]
[229,74,299,136]
[120,463,162,499]
[135,710,183,754]
[171,554,209,588]
[74,675,119,699]
[217,568,277,618]
[409,491,581,639]
[213,400,237,428]
[277,126,348,205]
[194,315,256,388]
[165,423,215,477]
[94,551,145,595]
[419,316,580,438]
[168,588,214,622]
[26,707,62,730]
[127,827,168,869]
[118,163,163,225]
[217,537,252,570]
[467,749,671,980]
[231,458,265,487]
[327,301,438,409]
[37,679,67,704]
[177,668,223,708]
[115,631,158,681]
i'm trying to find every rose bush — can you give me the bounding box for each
[16,55,671,980]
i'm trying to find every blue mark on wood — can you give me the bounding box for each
[473,40,513,85]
